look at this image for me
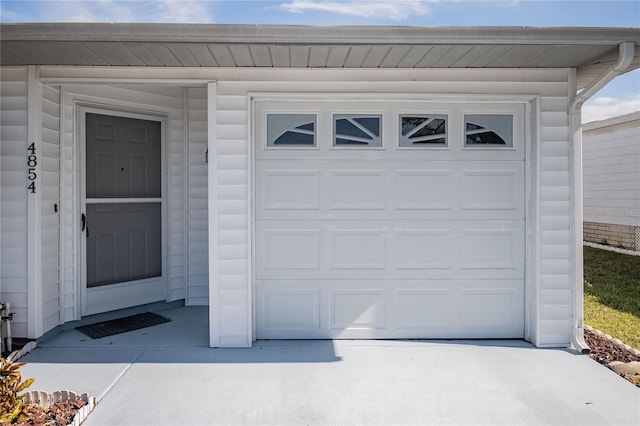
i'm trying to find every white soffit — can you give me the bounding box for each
[1,24,639,88]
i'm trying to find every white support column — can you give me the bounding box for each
[207,81,220,347]
[26,65,43,338]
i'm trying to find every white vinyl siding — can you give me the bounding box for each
[40,84,61,334]
[0,66,29,337]
[583,113,640,228]
[207,68,573,347]
[210,89,251,346]
[537,94,572,346]
[187,87,209,305]
[2,66,575,347]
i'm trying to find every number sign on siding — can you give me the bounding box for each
[27,142,37,193]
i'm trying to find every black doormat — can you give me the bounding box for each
[75,312,171,339]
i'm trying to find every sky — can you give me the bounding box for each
[1,0,638,123]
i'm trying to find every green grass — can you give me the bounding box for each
[583,246,640,349]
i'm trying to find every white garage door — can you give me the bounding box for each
[254,100,526,339]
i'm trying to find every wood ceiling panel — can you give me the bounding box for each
[46,42,102,65]
[415,45,454,67]
[12,42,77,65]
[166,43,201,67]
[228,45,254,67]
[290,46,310,68]
[361,45,391,68]
[343,46,372,67]
[450,45,498,67]
[0,42,35,65]
[463,46,513,68]
[493,45,554,68]
[308,46,330,68]
[186,44,219,67]
[379,46,412,68]
[534,45,612,67]
[432,45,474,68]
[207,45,236,67]
[86,42,146,66]
[248,45,272,67]
[325,46,351,67]
[269,45,290,67]
[396,46,433,67]
[124,43,181,66]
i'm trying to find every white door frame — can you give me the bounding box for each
[77,104,169,316]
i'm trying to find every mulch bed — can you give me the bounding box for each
[585,329,639,364]
[9,400,87,426]
[584,328,640,386]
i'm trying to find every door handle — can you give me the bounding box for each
[81,213,86,231]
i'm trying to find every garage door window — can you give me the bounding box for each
[267,114,316,147]
[399,115,447,147]
[464,114,513,147]
[334,114,382,147]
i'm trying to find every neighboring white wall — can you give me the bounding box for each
[583,112,640,227]
[206,68,572,348]
[0,66,29,337]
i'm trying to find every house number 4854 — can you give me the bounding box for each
[27,142,37,194]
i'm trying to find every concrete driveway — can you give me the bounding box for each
[19,306,640,425]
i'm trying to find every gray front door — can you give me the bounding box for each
[83,112,165,315]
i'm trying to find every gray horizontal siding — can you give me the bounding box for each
[583,116,640,227]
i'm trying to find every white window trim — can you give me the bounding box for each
[398,113,449,150]
[264,112,319,149]
[332,113,384,150]
[461,108,522,152]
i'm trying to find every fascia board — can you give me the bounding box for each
[1,23,639,46]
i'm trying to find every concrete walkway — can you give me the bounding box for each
[19,306,640,425]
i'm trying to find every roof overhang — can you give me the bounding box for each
[1,24,639,89]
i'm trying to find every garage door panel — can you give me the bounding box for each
[394,289,453,329]
[394,229,454,270]
[328,170,387,210]
[256,220,523,280]
[460,227,523,271]
[459,281,524,337]
[261,289,321,332]
[262,229,321,270]
[261,170,321,210]
[460,169,522,211]
[256,279,523,339]
[256,160,523,220]
[329,229,387,269]
[330,290,386,330]
[393,170,455,210]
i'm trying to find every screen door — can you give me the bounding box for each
[82,112,165,315]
